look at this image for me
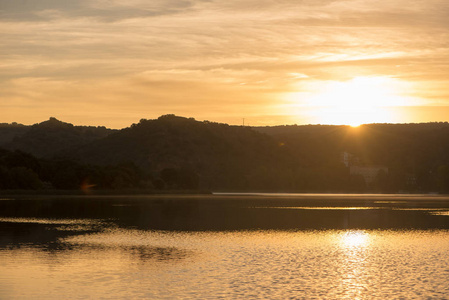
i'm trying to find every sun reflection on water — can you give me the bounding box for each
[340,230,370,248]
[336,230,373,299]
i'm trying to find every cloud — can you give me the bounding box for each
[0,0,199,22]
[0,0,83,21]
[1,0,449,126]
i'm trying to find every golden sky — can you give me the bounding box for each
[1,0,448,128]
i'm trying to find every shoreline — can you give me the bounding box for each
[0,189,212,196]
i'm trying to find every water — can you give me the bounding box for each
[1,194,449,299]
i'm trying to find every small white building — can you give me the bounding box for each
[350,166,388,184]
[342,151,388,184]
[341,151,359,167]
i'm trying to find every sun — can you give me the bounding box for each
[289,76,418,126]
[311,77,407,126]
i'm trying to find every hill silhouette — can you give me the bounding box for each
[0,122,28,145]
[69,115,294,191]
[2,117,114,158]
[1,116,449,193]
[256,122,449,192]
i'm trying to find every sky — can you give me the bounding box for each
[1,0,449,128]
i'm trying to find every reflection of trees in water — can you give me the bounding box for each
[0,219,104,250]
[2,196,449,233]
[128,246,190,262]
[0,220,191,264]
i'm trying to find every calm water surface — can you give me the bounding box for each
[1,194,449,299]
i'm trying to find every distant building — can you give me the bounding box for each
[405,173,417,187]
[341,151,359,167]
[342,151,388,185]
[350,166,388,184]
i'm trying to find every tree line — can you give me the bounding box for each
[0,148,199,191]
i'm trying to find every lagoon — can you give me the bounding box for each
[1,194,449,299]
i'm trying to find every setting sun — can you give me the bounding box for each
[288,76,423,126]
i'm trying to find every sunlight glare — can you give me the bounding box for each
[310,77,408,108]
[310,77,410,126]
[287,76,422,126]
[340,231,370,248]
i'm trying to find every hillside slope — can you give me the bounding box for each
[71,115,295,190]
[2,116,449,192]
[4,117,114,158]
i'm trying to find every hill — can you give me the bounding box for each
[1,116,449,193]
[69,115,294,191]
[0,122,29,145]
[256,122,449,192]
[2,117,115,158]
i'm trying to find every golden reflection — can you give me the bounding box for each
[253,206,382,210]
[336,230,373,299]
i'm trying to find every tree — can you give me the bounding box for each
[9,167,42,189]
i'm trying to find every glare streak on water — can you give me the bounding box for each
[429,211,449,216]
[1,228,449,299]
[253,206,383,210]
